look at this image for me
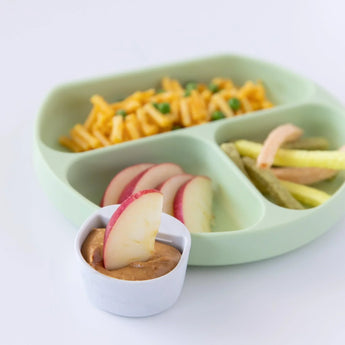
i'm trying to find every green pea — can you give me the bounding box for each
[172,124,182,130]
[116,109,127,117]
[153,102,171,114]
[208,83,219,93]
[228,97,241,111]
[157,89,165,94]
[211,110,225,121]
[184,90,191,97]
[185,82,197,90]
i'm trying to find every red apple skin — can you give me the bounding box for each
[173,175,212,232]
[100,163,154,207]
[173,182,188,225]
[158,174,194,215]
[103,189,162,268]
[118,163,184,203]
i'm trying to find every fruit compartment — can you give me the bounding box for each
[36,54,315,153]
[66,133,266,232]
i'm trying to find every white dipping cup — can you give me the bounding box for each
[75,205,191,317]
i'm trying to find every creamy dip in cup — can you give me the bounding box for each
[75,205,191,317]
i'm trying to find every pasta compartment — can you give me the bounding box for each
[37,54,314,153]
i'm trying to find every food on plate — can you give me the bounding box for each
[270,145,345,185]
[243,157,304,209]
[234,140,345,169]
[279,180,331,207]
[220,142,249,177]
[101,163,154,206]
[282,137,329,150]
[271,167,338,185]
[82,189,181,280]
[221,123,345,208]
[103,189,163,270]
[157,174,194,215]
[101,162,214,233]
[59,77,273,152]
[118,163,184,203]
[174,176,213,233]
[256,123,303,169]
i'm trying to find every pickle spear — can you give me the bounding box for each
[221,142,249,177]
[242,157,304,209]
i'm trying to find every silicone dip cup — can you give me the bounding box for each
[75,205,191,317]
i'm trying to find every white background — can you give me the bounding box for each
[1,1,345,344]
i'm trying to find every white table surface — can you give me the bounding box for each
[2,1,345,344]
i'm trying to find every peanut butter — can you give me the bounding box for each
[81,228,181,281]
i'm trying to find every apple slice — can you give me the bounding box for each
[174,176,213,233]
[103,189,163,270]
[119,163,184,203]
[100,163,154,206]
[158,174,194,216]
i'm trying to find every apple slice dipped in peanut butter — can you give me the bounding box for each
[103,189,163,270]
[100,163,154,206]
[174,176,213,233]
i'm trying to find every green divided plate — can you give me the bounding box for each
[34,54,345,266]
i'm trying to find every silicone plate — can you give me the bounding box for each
[34,54,345,266]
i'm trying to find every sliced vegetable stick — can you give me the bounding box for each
[271,167,337,185]
[257,123,303,169]
[279,180,331,207]
[243,157,304,209]
[59,136,82,152]
[271,145,345,184]
[282,137,329,150]
[220,143,248,177]
[73,124,99,149]
[235,140,345,170]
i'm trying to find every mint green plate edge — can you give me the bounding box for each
[33,53,345,266]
